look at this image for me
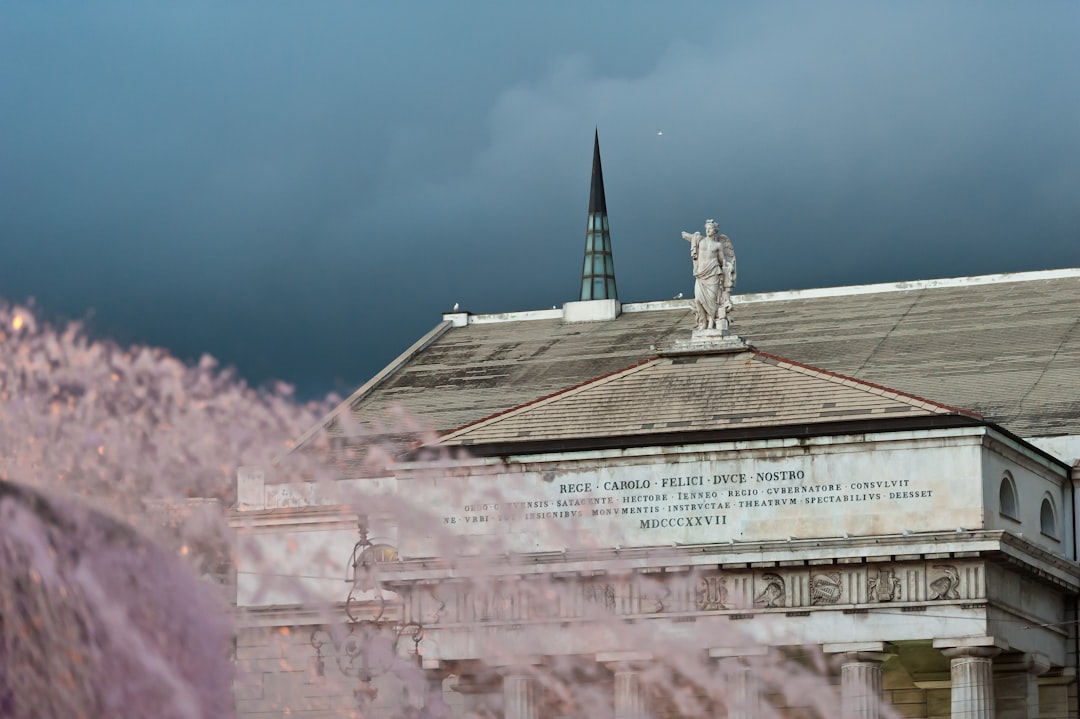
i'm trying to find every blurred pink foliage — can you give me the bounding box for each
[0,300,337,718]
[1,481,238,719]
[0,301,333,505]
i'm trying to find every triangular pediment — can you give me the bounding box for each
[439,350,979,447]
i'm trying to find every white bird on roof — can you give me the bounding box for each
[453,302,460,311]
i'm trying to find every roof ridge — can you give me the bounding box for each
[751,350,983,419]
[439,357,659,441]
[438,349,989,448]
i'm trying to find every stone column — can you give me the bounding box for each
[941,647,1001,719]
[824,643,894,719]
[612,666,648,719]
[710,648,767,719]
[725,663,761,719]
[502,672,538,719]
[598,652,652,719]
[838,652,890,719]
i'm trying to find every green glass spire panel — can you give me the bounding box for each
[579,130,618,301]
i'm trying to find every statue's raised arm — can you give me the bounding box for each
[681,230,703,259]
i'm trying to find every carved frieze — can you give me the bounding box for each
[928,565,960,600]
[755,573,786,608]
[639,581,670,614]
[810,572,841,605]
[405,559,983,626]
[696,575,728,611]
[868,568,901,602]
[473,582,515,621]
[582,582,616,612]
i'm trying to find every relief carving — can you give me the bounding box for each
[696,575,728,611]
[867,568,901,602]
[473,583,515,621]
[810,572,842,606]
[637,578,670,614]
[928,565,960,600]
[419,586,447,625]
[582,582,616,612]
[755,573,786,608]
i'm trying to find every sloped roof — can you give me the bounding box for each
[312,269,1080,446]
[440,350,977,447]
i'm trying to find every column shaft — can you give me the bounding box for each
[503,673,537,719]
[613,669,647,719]
[841,658,884,719]
[727,666,760,719]
[943,648,1000,719]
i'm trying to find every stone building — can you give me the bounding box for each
[230,137,1080,719]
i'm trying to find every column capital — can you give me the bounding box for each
[494,657,543,677]
[597,651,653,667]
[823,642,896,655]
[709,646,769,660]
[824,643,895,668]
[940,646,1002,661]
[839,651,894,664]
[933,636,1008,653]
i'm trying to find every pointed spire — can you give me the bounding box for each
[580,130,617,301]
[588,128,607,215]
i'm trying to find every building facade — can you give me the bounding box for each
[230,140,1080,719]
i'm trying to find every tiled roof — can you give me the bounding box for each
[317,269,1080,445]
[439,350,975,446]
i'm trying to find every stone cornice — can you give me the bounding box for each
[227,504,357,530]
[234,601,399,629]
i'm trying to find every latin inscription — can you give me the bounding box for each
[439,465,935,541]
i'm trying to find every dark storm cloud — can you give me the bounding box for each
[1,2,1078,397]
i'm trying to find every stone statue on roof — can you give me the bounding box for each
[681,219,736,332]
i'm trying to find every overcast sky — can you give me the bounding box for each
[2,2,1078,397]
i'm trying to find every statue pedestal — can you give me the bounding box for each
[693,326,729,340]
[668,331,749,354]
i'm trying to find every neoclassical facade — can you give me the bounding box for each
[230,140,1080,719]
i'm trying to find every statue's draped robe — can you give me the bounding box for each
[693,236,724,327]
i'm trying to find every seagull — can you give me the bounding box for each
[673,292,683,299]
[657,129,663,136]
[452,302,460,311]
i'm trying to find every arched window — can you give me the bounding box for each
[999,472,1019,520]
[1040,497,1058,538]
